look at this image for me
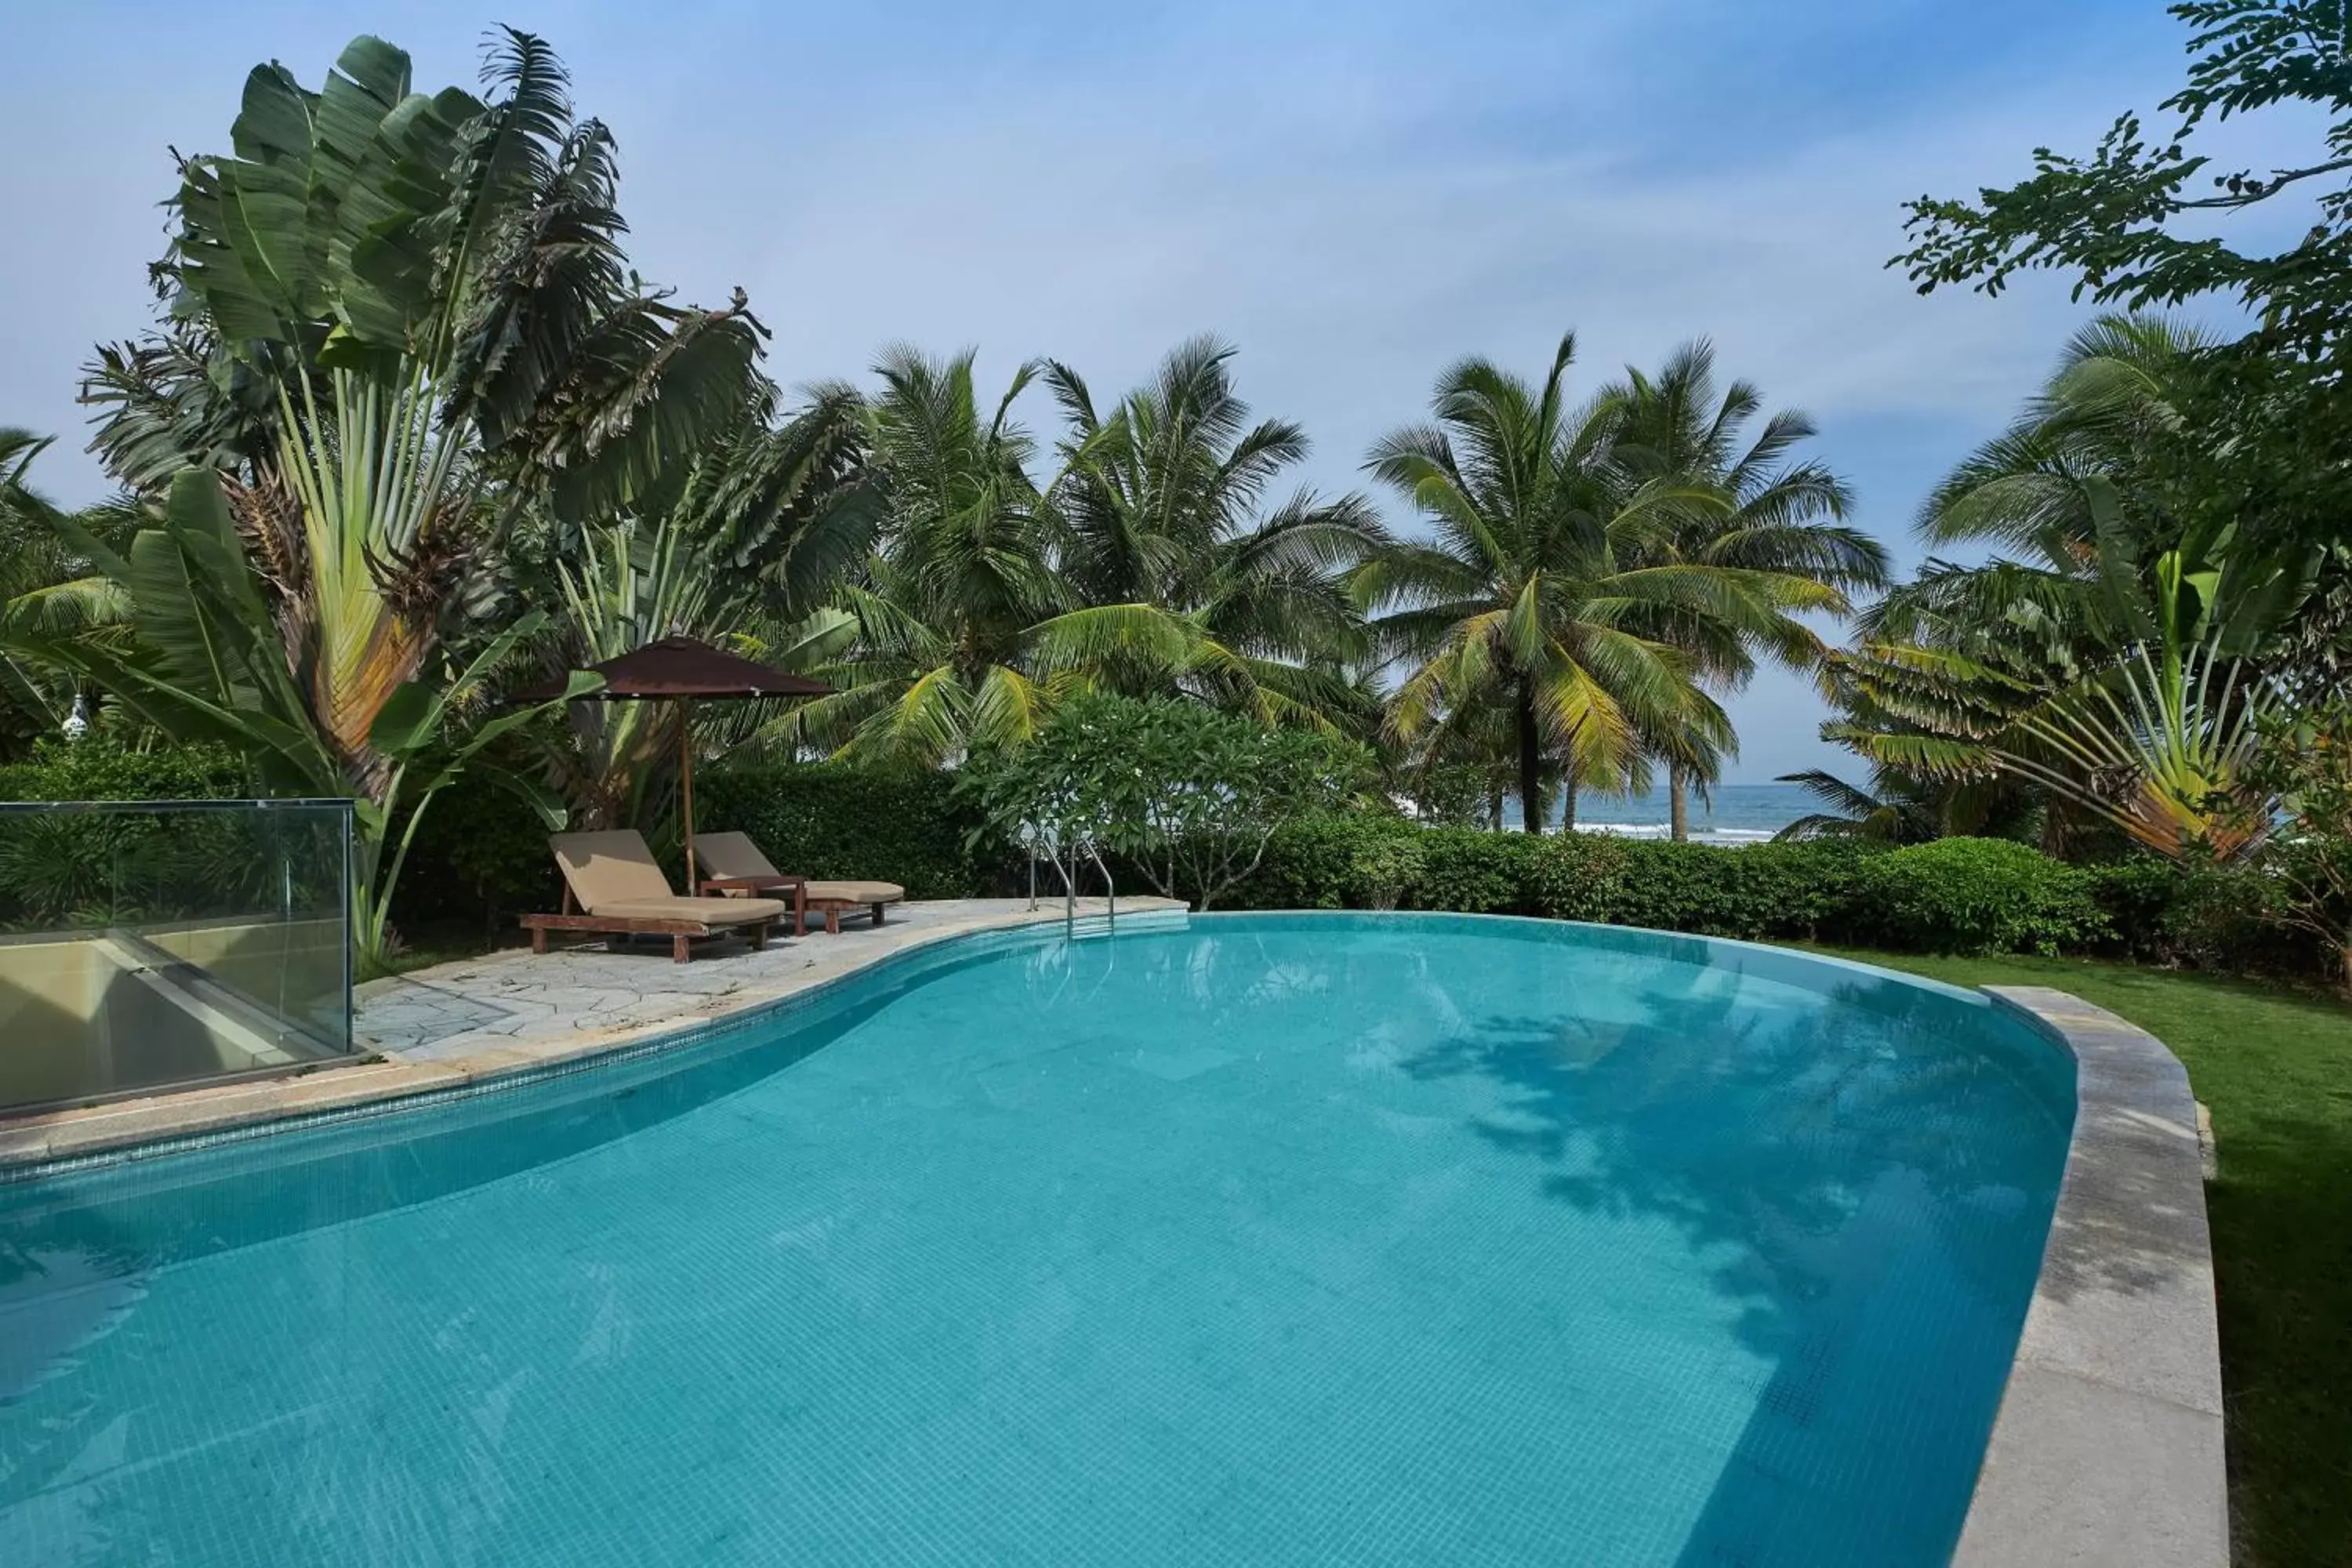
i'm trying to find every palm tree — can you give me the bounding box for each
[1607,341,1888,840]
[1864,314,2214,663]
[1773,770,1945,844]
[1041,338,1388,728]
[1819,316,2314,860]
[1361,332,1844,833]
[16,32,761,966]
[0,432,137,756]
[793,348,1069,760]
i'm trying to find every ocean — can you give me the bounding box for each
[1496,782,1818,846]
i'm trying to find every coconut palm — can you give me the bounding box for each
[1607,342,1888,838]
[793,348,1069,760]
[1361,332,1846,833]
[1041,338,1388,728]
[1863,314,2215,664]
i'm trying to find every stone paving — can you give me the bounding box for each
[0,897,1181,1170]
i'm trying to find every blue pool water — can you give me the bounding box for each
[0,914,2072,1566]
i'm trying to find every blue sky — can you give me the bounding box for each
[0,2,2284,781]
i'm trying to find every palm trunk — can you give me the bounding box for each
[1561,781,1577,833]
[1486,780,1504,833]
[1516,681,1543,836]
[1670,763,1690,843]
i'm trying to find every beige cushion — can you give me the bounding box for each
[804,880,904,905]
[692,832,781,881]
[552,830,677,910]
[590,896,789,927]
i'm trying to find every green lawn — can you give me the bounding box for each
[1810,946,2352,1568]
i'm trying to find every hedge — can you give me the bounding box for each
[695,762,1006,899]
[1220,812,2310,969]
[5,739,2323,975]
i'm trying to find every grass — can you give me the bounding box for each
[1810,946,2352,1567]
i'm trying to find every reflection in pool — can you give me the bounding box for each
[0,913,2072,1566]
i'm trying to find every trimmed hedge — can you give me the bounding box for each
[1225,815,1877,942]
[0,735,252,802]
[1221,813,2308,967]
[1851,837,2104,956]
[695,762,1006,899]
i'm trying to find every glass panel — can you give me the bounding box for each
[0,799,354,1114]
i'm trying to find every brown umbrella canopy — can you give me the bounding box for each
[514,635,832,702]
[514,636,831,887]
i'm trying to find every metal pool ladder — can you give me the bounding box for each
[1069,843,1116,939]
[1026,837,1116,939]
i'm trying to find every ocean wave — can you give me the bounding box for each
[1580,822,1778,844]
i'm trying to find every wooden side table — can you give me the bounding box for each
[698,874,809,935]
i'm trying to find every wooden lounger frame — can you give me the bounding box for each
[805,892,893,935]
[519,886,776,964]
[699,877,888,935]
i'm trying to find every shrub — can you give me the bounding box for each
[1854,837,2106,956]
[389,766,566,940]
[0,735,252,802]
[958,695,1367,909]
[0,736,282,931]
[1232,815,2139,960]
[696,761,1004,898]
[1606,838,1875,941]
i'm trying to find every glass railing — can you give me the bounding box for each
[0,799,356,1116]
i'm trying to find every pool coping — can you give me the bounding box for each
[1955,986,2228,1568]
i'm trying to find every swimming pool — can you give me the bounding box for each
[0,913,2073,1566]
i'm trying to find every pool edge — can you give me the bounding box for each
[1955,986,2228,1568]
[0,900,1191,1181]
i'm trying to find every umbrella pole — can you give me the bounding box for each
[681,699,697,890]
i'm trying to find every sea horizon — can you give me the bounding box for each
[1489,781,1822,845]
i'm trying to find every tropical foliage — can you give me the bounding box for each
[960,693,1367,909]
[8,16,2348,1000]
[1362,333,1865,833]
[7,31,761,967]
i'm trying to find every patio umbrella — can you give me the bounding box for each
[513,635,831,887]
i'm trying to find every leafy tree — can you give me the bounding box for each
[1360,332,1843,833]
[960,693,1366,909]
[2245,696,2352,989]
[1606,341,1886,838]
[1893,2,2352,586]
[1893,2,2352,358]
[11,31,759,967]
[1042,337,1388,728]
[1819,315,2321,860]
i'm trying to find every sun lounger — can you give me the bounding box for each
[522,830,791,963]
[691,832,904,935]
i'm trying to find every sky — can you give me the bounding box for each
[0,1,2292,782]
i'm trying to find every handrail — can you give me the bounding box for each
[1083,841,1116,936]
